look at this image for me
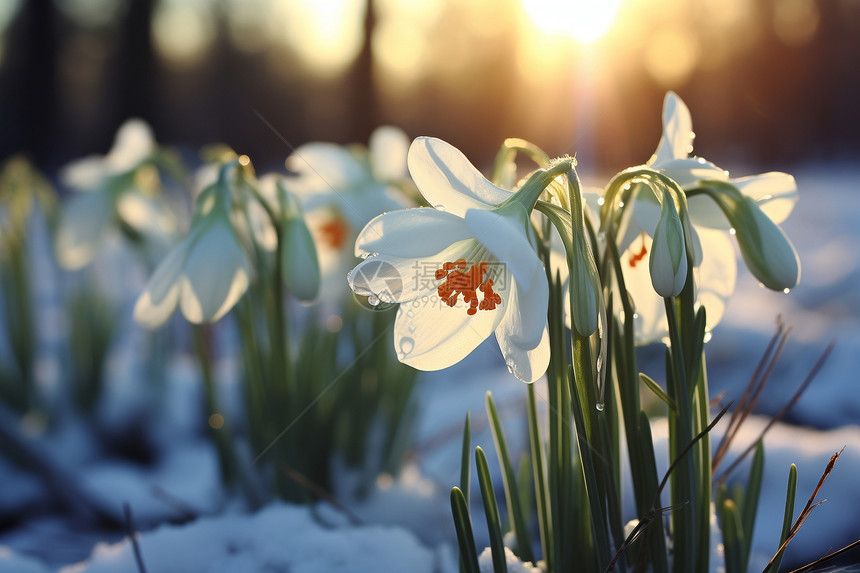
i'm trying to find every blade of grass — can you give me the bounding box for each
[719,498,745,573]
[527,384,551,570]
[764,463,797,573]
[451,487,480,573]
[486,392,535,563]
[476,446,508,573]
[741,441,765,570]
[639,374,677,412]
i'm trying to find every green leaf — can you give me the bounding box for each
[476,446,508,573]
[486,392,535,563]
[527,384,551,570]
[719,498,745,573]
[639,373,677,412]
[742,441,765,570]
[451,487,480,573]
[764,464,797,573]
[460,412,471,508]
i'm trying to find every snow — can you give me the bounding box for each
[478,546,542,573]
[58,504,446,573]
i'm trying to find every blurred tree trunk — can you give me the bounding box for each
[351,0,377,142]
[20,0,59,166]
[118,0,156,122]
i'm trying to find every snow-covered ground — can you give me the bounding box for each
[1,164,858,572]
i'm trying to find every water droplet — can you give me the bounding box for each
[597,231,606,242]
[595,403,605,412]
[434,204,446,212]
[703,331,712,343]
[622,183,631,191]
[783,288,790,294]
[618,201,625,208]
[661,336,671,346]
[505,359,515,375]
[758,282,766,289]
[597,197,605,206]
[399,337,415,356]
[360,252,371,260]
[729,228,736,235]
[368,295,380,307]
[632,313,639,320]
[697,157,706,164]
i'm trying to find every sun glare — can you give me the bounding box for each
[521,0,625,44]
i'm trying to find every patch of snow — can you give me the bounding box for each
[477,546,542,573]
[63,503,442,573]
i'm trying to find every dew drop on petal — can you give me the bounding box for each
[360,252,371,260]
[595,403,605,412]
[434,204,446,212]
[632,313,639,320]
[368,295,380,307]
[399,336,415,356]
[505,358,515,374]
[597,197,605,206]
[729,228,736,235]
[783,288,790,294]
[618,201,625,208]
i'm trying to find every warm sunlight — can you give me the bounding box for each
[521,0,626,44]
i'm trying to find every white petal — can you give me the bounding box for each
[495,271,550,382]
[465,207,542,291]
[355,208,472,258]
[393,282,506,371]
[497,324,550,383]
[369,126,409,182]
[650,92,694,167]
[133,236,194,329]
[179,222,250,323]
[732,172,797,224]
[408,137,511,217]
[658,158,727,189]
[286,142,367,193]
[631,187,661,236]
[106,119,155,173]
[60,156,108,190]
[694,229,737,333]
[687,193,732,230]
[116,191,177,237]
[619,235,666,344]
[55,191,113,270]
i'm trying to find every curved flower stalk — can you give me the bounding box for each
[348,137,575,382]
[615,92,799,342]
[55,119,177,270]
[286,126,415,302]
[133,164,251,328]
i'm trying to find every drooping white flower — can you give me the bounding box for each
[618,92,799,342]
[648,187,687,297]
[56,119,176,270]
[348,137,550,383]
[286,126,414,302]
[133,173,250,328]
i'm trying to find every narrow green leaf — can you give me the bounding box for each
[719,498,745,573]
[476,446,508,573]
[764,464,797,573]
[741,441,765,570]
[639,373,677,412]
[486,392,535,563]
[451,487,480,573]
[527,384,551,570]
[460,412,471,507]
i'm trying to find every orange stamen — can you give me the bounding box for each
[319,217,349,250]
[628,236,648,268]
[436,259,501,315]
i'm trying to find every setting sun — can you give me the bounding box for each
[521,0,625,43]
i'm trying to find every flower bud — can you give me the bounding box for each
[733,197,800,291]
[279,186,321,302]
[570,237,600,336]
[649,188,687,297]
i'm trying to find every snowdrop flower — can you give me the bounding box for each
[348,137,555,382]
[133,166,250,328]
[56,119,176,270]
[287,126,413,302]
[618,92,799,342]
